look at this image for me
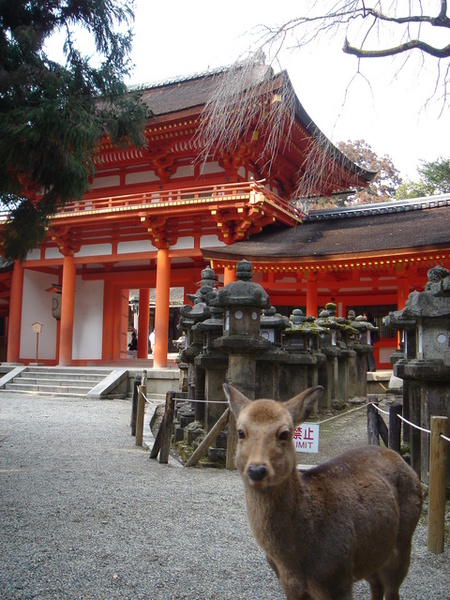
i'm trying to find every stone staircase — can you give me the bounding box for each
[0,366,117,397]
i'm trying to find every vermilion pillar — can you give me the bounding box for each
[306,276,318,318]
[102,281,114,361]
[59,254,76,366]
[153,248,170,368]
[6,260,24,363]
[137,288,150,359]
[223,265,236,286]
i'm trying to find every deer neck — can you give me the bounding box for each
[244,467,309,557]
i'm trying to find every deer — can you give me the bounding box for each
[223,384,423,600]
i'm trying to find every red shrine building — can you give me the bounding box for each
[1,65,449,369]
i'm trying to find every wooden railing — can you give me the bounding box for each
[0,180,304,223]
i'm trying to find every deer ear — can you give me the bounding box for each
[223,383,251,417]
[284,386,323,426]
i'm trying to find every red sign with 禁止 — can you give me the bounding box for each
[294,423,319,453]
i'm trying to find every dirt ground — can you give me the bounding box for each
[296,396,379,467]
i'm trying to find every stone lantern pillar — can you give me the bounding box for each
[212,259,271,468]
[213,259,271,398]
[256,306,290,399]
[194,299,228,432]
[334,313,358,403]
[177,267,216,419]
[348,314,378,398]
[385,265,450,488]
[315,305,342,409]
[280,309,323,401]
[383,309,420,472]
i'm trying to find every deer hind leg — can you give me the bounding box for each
[366,574,384,600]
[371,542,412,600]
[266,555,279,576]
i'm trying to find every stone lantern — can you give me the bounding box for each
[215,260,269,339]
[260,306,288,346]
[282,309,311,353]
[315,305,343,408]
[256,306,290,399]
[347,313,378,398]
[278,308,324,401]
[212,259,272,468]
[385,265,450,488]
[194,298,228,432]
[177,266,216,418]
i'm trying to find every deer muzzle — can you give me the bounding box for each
[247,464,269,481]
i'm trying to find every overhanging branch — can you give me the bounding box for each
[344,38,450,59]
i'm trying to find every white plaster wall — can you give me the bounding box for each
[90,175,120,189]
[172,164,195,179]
[118,239,157,254]
[26,249,41,260]
[199,161,224,175]
[45,247,64,259]
[72,278,104,360]
[171,236,194,250]
[200,234,224,248]
[20,271,58,360]
[125,170,158,185]
[75,244,112,257]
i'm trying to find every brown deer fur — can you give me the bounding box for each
[224,384,422,600]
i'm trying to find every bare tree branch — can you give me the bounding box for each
[344,37,450,59]
[250,1,450,104]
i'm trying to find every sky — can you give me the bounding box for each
[45,1,449,181]
[123,1,448,181]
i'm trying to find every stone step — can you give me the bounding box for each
[19,370,107,380]
[0,366,117,397]
[17,376,104,387]
[5,382,93,395]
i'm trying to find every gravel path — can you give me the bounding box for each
[1,393,448,599]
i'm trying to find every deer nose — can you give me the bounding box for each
[247,464,268,481]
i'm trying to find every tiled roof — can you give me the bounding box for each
[202,195,450,261]
[131,65,376,186]
[135,64,273,117]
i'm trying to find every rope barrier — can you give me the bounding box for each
[369,402,449,442]
[142,390,449,442]
[142,392,227,405]
[397,414,431,435]
[371,404,389,416]
[317,403,368,426]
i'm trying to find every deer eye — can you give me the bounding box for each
[278,430,290,441]
[237,429,246,440]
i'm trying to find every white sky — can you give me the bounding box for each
[125,1,449,181]
[45,1,449,181]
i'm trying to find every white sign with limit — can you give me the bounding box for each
[294,423,319,453]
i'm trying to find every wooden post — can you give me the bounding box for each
[388,402,402,452]
[159,391,176,464]
[135,370,147,447]
[185,408,230,467]
[377,412,389,448]
[427,416,448,554]
[367,403,380,445]
[226,410,239,469]
[130,375,141,436]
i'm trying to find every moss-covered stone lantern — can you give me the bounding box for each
[384,265,450,488]
[212,259,272,468]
